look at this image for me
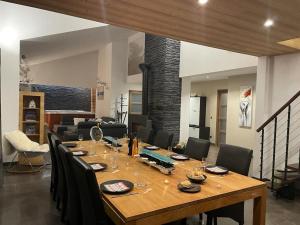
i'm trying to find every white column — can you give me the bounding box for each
[253,56,273,176]
[1,41,20,162]
[179,77,191,142]
[96,43,113,118]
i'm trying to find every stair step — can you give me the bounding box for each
[273,173,300,184]
[287,163,300,172]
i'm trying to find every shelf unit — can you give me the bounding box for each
[19,91,45,144]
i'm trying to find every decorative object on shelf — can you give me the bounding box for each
[28,99,37,109]
[25,125,36,135]
[19,55,33,92]
[19,55,31,83]
[97,85,104,100]
[239,86,253,128]
[24,111,37,121]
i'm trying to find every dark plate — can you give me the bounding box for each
[205,165,229,175]
[145,146,160,150]
[186,174,207,184]
[177,183,201,193]
[170,154,190,161]
[63,143,77,148]
[100,180,134,195]
[72,150,88,156]
[89,163,107,172]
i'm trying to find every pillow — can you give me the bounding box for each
[74,118,85,126]
[5,130,39,152]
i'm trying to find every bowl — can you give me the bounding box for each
[186,171,207,184]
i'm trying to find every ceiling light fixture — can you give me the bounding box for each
[198,0,209,6]
[264,19,274,28]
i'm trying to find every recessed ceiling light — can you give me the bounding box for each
[198,0,209,6]
[264,19,274,28]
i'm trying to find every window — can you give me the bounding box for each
[129,90,142,115]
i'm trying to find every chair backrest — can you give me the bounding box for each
[47,132,57,168]
[216,144,253,176]
[58,144,81,225]
[70,156,108,225]
[50,134,66,195]
[185,137,210,160]
[153,130,174,149]
[137,126,153,143]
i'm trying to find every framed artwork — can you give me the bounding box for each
[97,86,104,100]
[239,86,253,128]
[128,33,145,76]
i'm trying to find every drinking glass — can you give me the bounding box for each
[111,153,118,170]
[78,134,84,149]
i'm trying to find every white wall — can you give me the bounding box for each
[96,39,142,125]
[190,74,257,150]
[29,51,98,88]
[0,1,104,162]
[180,42,258,78]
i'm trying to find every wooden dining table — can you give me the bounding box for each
[70,140,267,225]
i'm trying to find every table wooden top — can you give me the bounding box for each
[70,140,266,223]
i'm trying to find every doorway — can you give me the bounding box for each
[216,90,228,146]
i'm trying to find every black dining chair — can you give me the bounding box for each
[47,131,58,200]
[136,126,153,144]
[50,134,67,222]
[58,144,82,225]
[205,144,253,225]
[153,130,174,149]
[184,137,210,160]
[70,156,113,225]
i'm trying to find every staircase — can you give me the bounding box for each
[256,90,300,198]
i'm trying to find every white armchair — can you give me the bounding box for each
[5,130,49,172]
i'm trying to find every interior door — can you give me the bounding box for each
[216,90,228,146]
[189,97,200,125]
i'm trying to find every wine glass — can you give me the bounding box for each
[78,134,84,149]
[201,157,207,171]
[167,146,173,156]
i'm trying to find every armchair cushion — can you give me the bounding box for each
[5,130,49,152]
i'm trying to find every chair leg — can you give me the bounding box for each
[213,217,217,225]
[206,215,212,225]
[199,214,203,225]
[56,196,61,210]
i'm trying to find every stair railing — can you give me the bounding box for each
[257,90,300,189]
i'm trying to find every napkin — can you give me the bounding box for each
[91,164,104,170]
[208,166,227,173]
[104,182,129,192]
[73,151,84,156]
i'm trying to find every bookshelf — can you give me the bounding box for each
[19,91,45,144]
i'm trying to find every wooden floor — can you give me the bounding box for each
[0,148,299,225]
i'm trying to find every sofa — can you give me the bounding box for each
[63,121,127,141]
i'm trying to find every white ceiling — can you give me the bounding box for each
[21,25,139,65]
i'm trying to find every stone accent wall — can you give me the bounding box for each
[31,84,91,111]
[145,34,181,143]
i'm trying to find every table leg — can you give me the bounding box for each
[253,187,267,225]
